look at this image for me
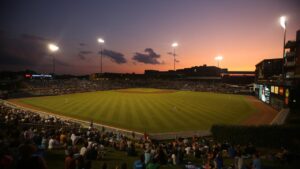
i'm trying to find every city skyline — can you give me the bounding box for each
[1,0,300,75]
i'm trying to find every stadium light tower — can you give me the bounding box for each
[171,42,178,71]
[214,55,223,68]
[280,16,287,58]
[279,16,287,78]
[48,43,59,75]
[97,38,105,74]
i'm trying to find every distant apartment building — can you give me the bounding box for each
[175,65,223,77]
[144,65,225,81]
[145,65,223,78]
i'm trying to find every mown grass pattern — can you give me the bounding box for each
[18,89,256,133]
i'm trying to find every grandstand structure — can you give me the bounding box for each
[0,63,257,100]
[254,29,300,110]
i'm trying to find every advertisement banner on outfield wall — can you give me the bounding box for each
[285,88,289,105]
[259,85,289,109]
[274,86,279,94]
[263,86,270,104]
[258,84,271,104]
[259,85,263,100]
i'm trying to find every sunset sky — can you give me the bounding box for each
[1,0,300,75]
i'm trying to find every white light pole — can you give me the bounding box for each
[172,42,178,71]
[97,38,105,74]
[48,43,59,75]
[280,16,287,78]
[214,55,223,68]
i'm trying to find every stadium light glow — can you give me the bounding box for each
[172,42,178,48]
[171,42,179,71]
[215,55,223,68]
[48,43,59,75]
[97,38,105,44]
[279,16,286,29]
[97,38,105,75]
[48,43,59,52]
[214,55,223,61]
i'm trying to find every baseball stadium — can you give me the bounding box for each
[1,1,300,169]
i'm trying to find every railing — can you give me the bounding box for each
[285,72,295,79]
[285,61,296,67]
[285,51,296,57]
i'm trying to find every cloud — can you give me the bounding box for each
[78,50,93,60]
[132,48,162,64]
[0,32,69,70]
[21,33,49,42]
[101,49,127,64]
[79,43,86,46]
[0,51,35,66]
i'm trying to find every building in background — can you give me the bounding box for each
[284,30,300,85]
[222,71,255,84]
[255,58,283,82]
[145,64,224,79]
[254,58,285,109]
[254,29,300,109]
[283,29,300,109]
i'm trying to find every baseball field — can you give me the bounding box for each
[10,88,261,133]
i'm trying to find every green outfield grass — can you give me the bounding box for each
[14,88,256,133]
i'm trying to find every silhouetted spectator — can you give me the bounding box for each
[65,149,76,169]
[134,154,145,169]
[121,162,127,169]
[102,162,108,169]
[252,154,261,169]
[17,143,47,169]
